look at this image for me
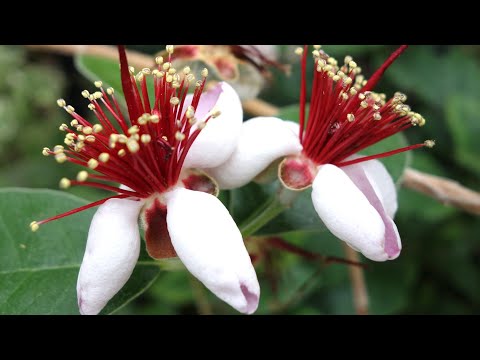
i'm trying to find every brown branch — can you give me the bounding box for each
[25,45,154,69]
[343,244,369,315]
[402,168,480,216]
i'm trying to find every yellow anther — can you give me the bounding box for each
[150,114,159,124]
[98,153,110,163]
[75,142,85,151]
[128,66,135,74]
[136,72,144,82]
[373,112,382,121]
[66,105,75,114]
[166,75,173,83]
[77,171,89,182]
[118,149,126,157]
[57,99,66,107]
[93,91,103,99]
[349,88,357,96]
[142,68,151,75]
[201,68,209,77]
[168,68,176,75]
[155,56,163,65]
[166,45,174,54]
[83,126,93,135]
[30,221,39,232]
[343,77,353,85]
[349,61,357,68]
[313,45,321,50]
[185,106,195,119]
[59,178,71,189]
[85,135,95,143]
[175,131,186,141]
[81,90,90,98]
[344,55,353,64]
[332,75,340,82]
[88,159,99,169]
[93,124,103,133]
[424,140,435,148]
[127,138,140,153]
[170,97,180,106]
[94,81,103,88]
[341,93,349,100]
[183,66,191,75]
[77,134,86,142]
[128,126,139,135]
[186,73,195,82]
[162,62,171,71]
[294,47,304,56]
[107,87,115,95]
[141,134,151,144]
[59,123,68,131]
[53,145,64,154]
[211,108,221,118]
[70,119,79,127]
[55,153,67,163]
[155,71,165,78]
[347,113,355,122]
[88,104,96,111]
[358,93,366,100]
[197,121,207,130]
[42,147,50,156]
[118,135,128,144]
[360,100,368,108]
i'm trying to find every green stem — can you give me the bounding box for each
[240,187,300,238]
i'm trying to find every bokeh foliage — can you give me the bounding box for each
[0,45,478,314]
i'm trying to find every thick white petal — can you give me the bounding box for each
[76,198,144,315]
[311,164,389,261]
[183,82,243,169]
[207,117,302,189]
[357,159,398,218]
[343,156,398,218]
[165,188,259,314]
[342,163,401,260]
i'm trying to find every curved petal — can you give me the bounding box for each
[76,198,144,315]
[207,117,302,189]
[165,187,259,314]
[343,156,398,218]
[183,82,243,169]
[311,164,394,262]
[342,163,401,260]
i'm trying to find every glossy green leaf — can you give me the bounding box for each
[0,188,160,314]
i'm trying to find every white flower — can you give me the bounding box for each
[208,45,433,262]
[33,46,259,315]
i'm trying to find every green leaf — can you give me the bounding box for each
[0,188,160,315]
[75,55,123,92]
[445,95,480,175]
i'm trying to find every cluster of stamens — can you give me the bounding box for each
[295,45,433,168]
[31,45,219,232]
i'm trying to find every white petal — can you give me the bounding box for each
[183,82,243,169]
[311,164,389,261]
[165,187,259,314]
[343,156,398,218]
[342,163,401,260]
[207,117,302,189]
[76,198,144,315]
[357,159,398,218]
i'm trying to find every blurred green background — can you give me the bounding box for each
[0,45,478,315]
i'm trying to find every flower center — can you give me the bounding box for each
[31,45,220,232]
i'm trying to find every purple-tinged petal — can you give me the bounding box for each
[77,197,144,315]
[165,187,259,314]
